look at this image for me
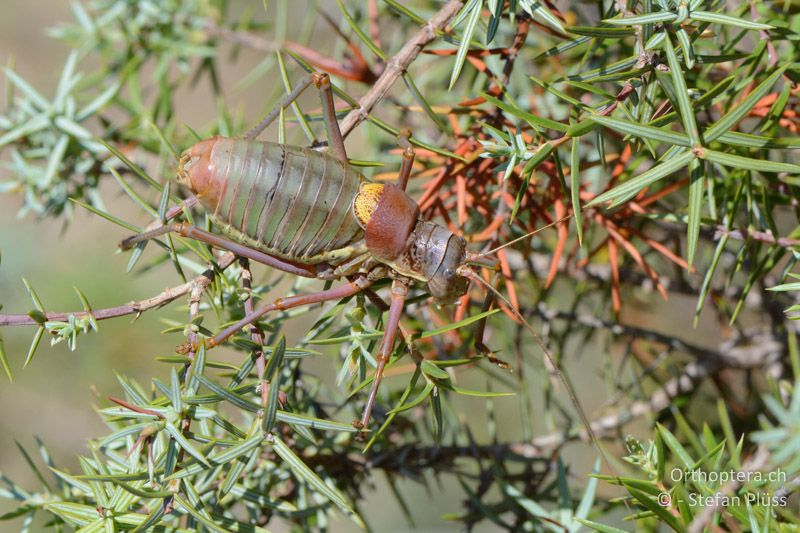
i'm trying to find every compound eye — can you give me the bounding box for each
[444,267,455,279]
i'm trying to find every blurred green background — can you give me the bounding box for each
[0,4,181,529]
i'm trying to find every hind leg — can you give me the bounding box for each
[313,72,348,163]
[120,223,318,278]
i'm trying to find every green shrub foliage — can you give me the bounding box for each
[1,0,799,530]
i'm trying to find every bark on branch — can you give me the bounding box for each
[339,0,464,138]
[0,253,235,327]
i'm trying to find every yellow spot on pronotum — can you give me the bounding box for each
[353,183,384,228]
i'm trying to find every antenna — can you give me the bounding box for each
[476,213,574,258]
[456,264,613,472]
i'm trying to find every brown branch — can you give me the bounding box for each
[182,261,206,385]
[534,301,786,369]
[0,252,236,327]
[506,304,784,452]
[208,2,463,138]
[648,213,800,250]
[534,303,718,363]
[349,329,778,465]
[513,357,720,454]
[310,358,719,473]
[239,258,271,408]
[338,0,464,139]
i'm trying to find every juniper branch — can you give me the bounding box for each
[519,357,720,452]
[207,0,463,141]
[0,252,236,327]
[339,0,464,138]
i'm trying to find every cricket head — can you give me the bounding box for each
[384,219,470,303]
[413,221,471,303]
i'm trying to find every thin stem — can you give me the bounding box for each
[0,253,236,327]
[715,225,800,248]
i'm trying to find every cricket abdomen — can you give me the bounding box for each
[179,137,367,265]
